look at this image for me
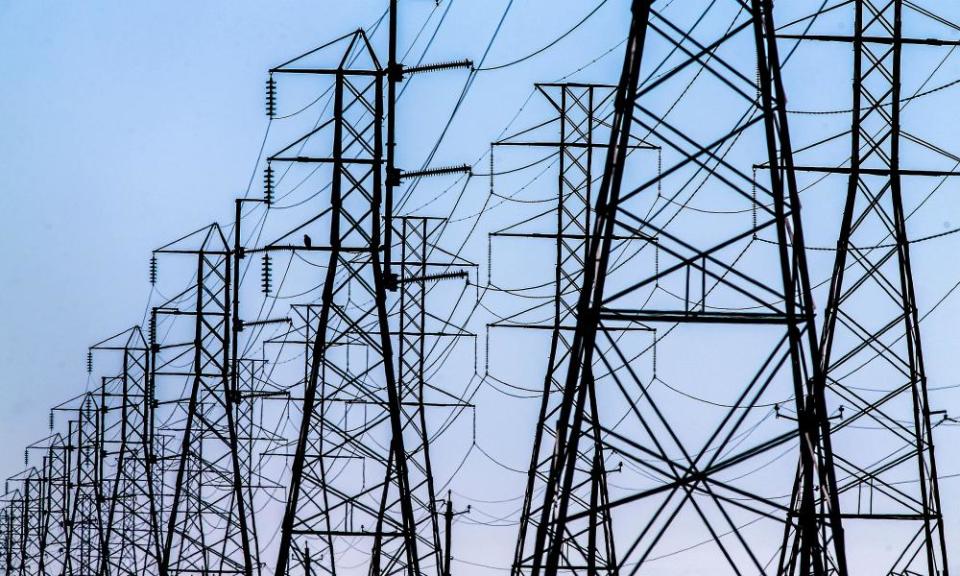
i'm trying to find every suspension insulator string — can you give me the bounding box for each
[752,167,758,240]
[266,74,277,118]
[149,255,158,285]
[149,310,158,349]
[264,163,275,206]
[261,254,273,295]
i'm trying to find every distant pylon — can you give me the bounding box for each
[62,394,105,576]
[90,327,164,576]
[493,82,649,576]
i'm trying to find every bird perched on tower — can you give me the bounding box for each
[303,234,312,249]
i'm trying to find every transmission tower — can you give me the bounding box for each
[1,500,11,576]
[1,489,23,576]
[89,327,164,576]
[510,2,848,575]
[394,214,473,576]
[777,1,957,574]
[20,470,43,576]
[150,224,256,576]
[37,432,70,576]
[491,82,651,576]
[268,30,430,576]
[61,394,105,576]
[3,468,43,576]
[268,18,472,573]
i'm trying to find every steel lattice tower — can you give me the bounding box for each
[270,31,428,576]
[37,433,70,576]
[90,327,164,576]
[21,470,44,576]
[396,215,442,576]
[2,490,23,576]
[268,26,472,576]
[5,468,43,576]
[777,1,952,573]
[151,224,256,576]
[394,215,469,576]
[493,83,627,576]
[1,502,11,576]
[62,395,105,576]
[511,2,849,575]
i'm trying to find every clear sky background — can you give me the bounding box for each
[3,1,960,574]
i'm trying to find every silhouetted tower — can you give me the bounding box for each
[3,469,43,576]
[492,83,643,576]
[232,357,275,567]
[89,327,164,576]
[23,469,45,576]
[37,433,70,576]
[62,394,105,576]
[1,504,10,576]
[393,215,472,575]
[777,1,953,574]
[269,31,430,576]
[512,2,848,576]
[150,224,256,576]
[2,492,23,576]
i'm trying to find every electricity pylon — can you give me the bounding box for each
[269,31,427,576]
[151,224,256,576]
[512,2,847,575]
[778,1,954,573]
[62,394,105,576]
[267,18,473,574]
[492,82,652,576]
[90,327,164,576]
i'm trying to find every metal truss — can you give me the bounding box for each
[510,2,848,575]
[777,1,954,574]
[62,395,105,576]
[265,20,475,572]
[1,501,9,575]
[269,31,430,576]
[493,82,635,576]
[3,468,43,576]
[394,215,473,576]
[90,327,164,576]
[19,470,44,576]
[2,488,24,576]
[37,432,70,576]
[396,216,445,576]
[151,224,256,576]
